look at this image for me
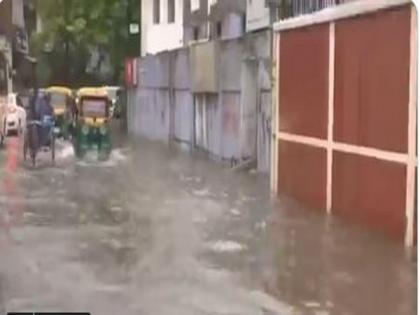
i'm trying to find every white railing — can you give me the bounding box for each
[268,0,356,20]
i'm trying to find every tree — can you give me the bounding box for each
[32,0,132,86]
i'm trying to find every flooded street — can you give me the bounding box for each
[0,127,416,315]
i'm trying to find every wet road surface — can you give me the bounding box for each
[0,128,416,315]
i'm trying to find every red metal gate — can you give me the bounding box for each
[271,1,417,245]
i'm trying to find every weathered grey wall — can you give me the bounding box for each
[136,89,170,141]
[190,41,219,93]
[239,30,272,170]
[173,48,194,147]
[129,52,172,142]
[220,39,242,91]
[128,30,272,172]
[247,30,272,172]
[258,91,272,173]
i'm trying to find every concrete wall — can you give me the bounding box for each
[244,30,272,172]
[128,30,272,171]
[141,0,185,56]
[129,52,171,142]
[221,13,244,40]
[172,48,194,147]
[272,3,417,245]
[190,41,218,93]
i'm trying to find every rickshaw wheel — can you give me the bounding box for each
[51,133,55,162]
[27,124,39,167]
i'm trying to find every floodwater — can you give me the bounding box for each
[0,126,416,315]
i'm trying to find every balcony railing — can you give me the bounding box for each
[267,0,355,20]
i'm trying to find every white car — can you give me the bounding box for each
[0,93,26,137]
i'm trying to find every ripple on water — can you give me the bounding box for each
[76,149,128,168]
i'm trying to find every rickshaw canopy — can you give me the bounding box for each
[46,86,73,97]
[76,87,109,99]
[45,86,73,116]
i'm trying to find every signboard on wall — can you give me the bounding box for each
[129,23,139,34]
[125,58,138,88]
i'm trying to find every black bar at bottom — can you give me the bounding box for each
[8,313,91,315]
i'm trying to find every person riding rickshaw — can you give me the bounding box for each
[73,87,111,160]
[23,90,56,166]
[45,86,74,139]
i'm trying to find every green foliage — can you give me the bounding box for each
[33,0,134,86]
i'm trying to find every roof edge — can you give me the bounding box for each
[273,0,412,32]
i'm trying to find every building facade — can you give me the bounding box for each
[0,0,35,93]
[141,0,187,56]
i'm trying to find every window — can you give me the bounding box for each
[82,98,107,118]
[168,0,175,23]
[154,0,160,24]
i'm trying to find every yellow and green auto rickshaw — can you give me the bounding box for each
[74,87,111,160]
[45,86,75,139]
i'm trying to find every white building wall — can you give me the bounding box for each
[12,0,25,28]
[246,1,270,32]
[141,0,185,56]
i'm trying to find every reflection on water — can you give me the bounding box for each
[263,198,417,315]
[0,137,23,250]
[76,148,129,168]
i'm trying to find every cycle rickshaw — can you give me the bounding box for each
[23,91,56,166]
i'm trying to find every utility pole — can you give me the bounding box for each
[64,0,69,84]
[139,0,142,55]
